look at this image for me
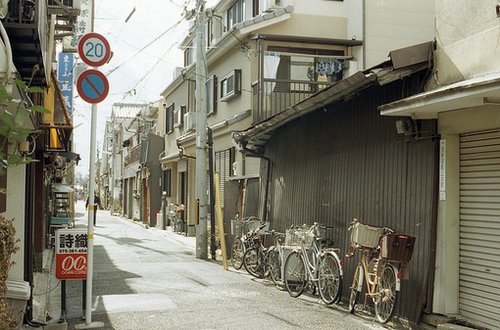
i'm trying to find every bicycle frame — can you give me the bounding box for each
[353,251,401,303]
[295,234,343,282]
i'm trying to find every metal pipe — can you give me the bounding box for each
[0,21,13,85]
[240,143,271,222]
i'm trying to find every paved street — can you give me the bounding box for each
[61,202,386,330]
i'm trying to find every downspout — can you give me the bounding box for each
[0,20,12,85]
[240,142,271,223]
[362,0,366,70]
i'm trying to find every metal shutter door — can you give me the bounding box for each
[460,130,500,330]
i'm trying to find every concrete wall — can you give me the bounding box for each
[434,0,500,86]
[5,165,26,282]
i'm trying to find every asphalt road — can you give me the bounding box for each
[63,202,388,330]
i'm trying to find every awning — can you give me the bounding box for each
[52,183,74,193]
[379,71,500,119]
[234,41,433,150]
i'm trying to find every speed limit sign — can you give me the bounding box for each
[78,32,111,67]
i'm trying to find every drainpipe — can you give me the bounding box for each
[0,21,12,85]
[240,142,271,223]
[362,0,366,70]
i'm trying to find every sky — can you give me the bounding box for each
[72,0,192,177]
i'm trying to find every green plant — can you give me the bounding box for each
[0,215,20,329]
[0,79,48,177]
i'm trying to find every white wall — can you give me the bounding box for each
[434,0,500,86]
[365,0,434,68]
[5,165,26,282]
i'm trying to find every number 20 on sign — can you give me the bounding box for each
[78,32,111,67]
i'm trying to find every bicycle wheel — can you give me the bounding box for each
[284,251,307,298]
[318,252,343,305]
[243,247,265,278]
[231,238,244,270]
[267,247,282,284]
[349,263,363,313]
[374,264,399,324]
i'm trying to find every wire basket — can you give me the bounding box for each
[285,225,314,247]
[231,216,263,236]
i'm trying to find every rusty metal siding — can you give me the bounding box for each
[264,78,438,323]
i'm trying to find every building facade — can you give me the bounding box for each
[379,1,500,328]
[159,0,435,236]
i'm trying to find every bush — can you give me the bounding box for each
[0,215,20,329]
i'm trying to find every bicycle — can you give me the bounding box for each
[283,223,343,305]
[346,219,416,324]
[230,216,263,270]
[168,203,185,233]
[243,230,283,282]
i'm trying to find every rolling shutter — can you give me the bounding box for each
[459,130,500,330]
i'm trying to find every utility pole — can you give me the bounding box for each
[195,0,208,259]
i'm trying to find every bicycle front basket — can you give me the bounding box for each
[350,222,385,249]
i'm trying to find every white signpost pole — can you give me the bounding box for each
[76,31,110,329]
[85,102,97,326]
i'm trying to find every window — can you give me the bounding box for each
[165,103,174,134]
[215,148,235,206]
[184,42,195,66]
[220,69,241,102]
[227,0,245,30]
[188,80,196,112]
[162,169,172,197]
[206,75,217,115]
[174,106,186,128]
[252,0,259,17]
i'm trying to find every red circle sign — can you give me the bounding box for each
[78,32,111,67]
[77,69,109,104]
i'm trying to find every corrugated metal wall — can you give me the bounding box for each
[263,78,438,323]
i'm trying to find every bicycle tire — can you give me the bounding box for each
[318,252,343,305]
[231,238,244,270]
[243,247,265,278]
[349,262,363,313]
[284,251,307,298]
[374,264,399,324]
[268,247,282,284]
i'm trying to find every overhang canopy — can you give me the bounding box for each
[379,72,500,119]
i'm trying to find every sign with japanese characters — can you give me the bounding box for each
[55,229,88,280]
[57,52,74,115]
[62,0,93,52]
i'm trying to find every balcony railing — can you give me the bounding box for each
[252,79,334,124]
[124,145,141,166]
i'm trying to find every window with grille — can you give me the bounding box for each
[215,148,235,206]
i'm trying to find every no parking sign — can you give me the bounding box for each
[55,229,88,280]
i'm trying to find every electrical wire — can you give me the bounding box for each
[105,17,186,77]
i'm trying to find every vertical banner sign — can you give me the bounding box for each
[439,139,446,201]
[57,52,74,115]
[55,228,88,279]
[63,0,93,52]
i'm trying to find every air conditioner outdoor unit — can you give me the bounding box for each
[184,112,196,132]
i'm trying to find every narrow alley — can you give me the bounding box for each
[57,202,384,330]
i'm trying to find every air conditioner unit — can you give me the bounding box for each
[184,112,196,132]
[343,60,358,78]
